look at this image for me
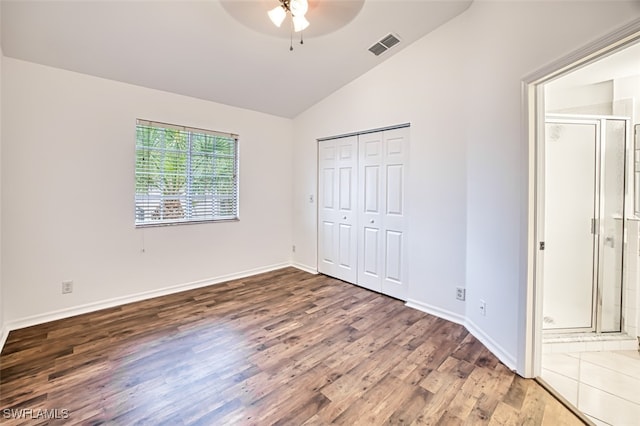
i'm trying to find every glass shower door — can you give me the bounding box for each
[543,116,628,333]
[543,120,599,331]
[598,119,627,332]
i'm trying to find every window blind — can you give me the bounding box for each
[135,119,239,226]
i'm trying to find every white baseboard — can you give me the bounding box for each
[464,319,517,371]
[0,325,8,353]
[3,262,291,336]
[405,298,466,326]
[291,262,318,275]
[405,298,517,372]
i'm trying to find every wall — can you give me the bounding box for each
[546,81,614,115]
[2,58,293,325]
[293,3,470,323]
[626,221,639,340]
[613,74,640,123]
[546,74,640,120]
[292,1,640,372]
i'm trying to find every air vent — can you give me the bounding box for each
[380,34,400,49]
[368,43,387,56]
[368,33,401,56]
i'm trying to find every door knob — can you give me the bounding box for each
[370,219,375,223]
[343,216,347,220]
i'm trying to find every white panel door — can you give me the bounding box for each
[318,137,358,283]
[380,128,409,299]
[357,128,409,298]
[357,132,384,292]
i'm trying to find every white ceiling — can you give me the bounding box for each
[1,0,473,118]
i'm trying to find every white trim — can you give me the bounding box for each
[405,299,465,327]
[522,18,640,85]
[406,299,517,372]
[0,325,8,353]
[291,262,318,275]
[521,81,547,379]
[465,319,517,372]
[316,122,411,142]
[2,262,289,334]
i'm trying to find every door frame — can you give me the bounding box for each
[522,19,640,378]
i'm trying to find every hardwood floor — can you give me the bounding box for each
[0,268,583,425]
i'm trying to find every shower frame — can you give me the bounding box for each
[542,114,631,335]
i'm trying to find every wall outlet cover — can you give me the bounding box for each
[62,280,73,294]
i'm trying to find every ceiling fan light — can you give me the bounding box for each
[268,5,287,27]
[290,0,308,17]
[292,15,310,32]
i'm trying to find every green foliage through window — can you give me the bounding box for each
[135,120,238,226]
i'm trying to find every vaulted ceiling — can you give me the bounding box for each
[1,0,473,118]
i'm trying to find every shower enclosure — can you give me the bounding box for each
[543,115,630,333]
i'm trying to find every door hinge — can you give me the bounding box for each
[539,241,545,250]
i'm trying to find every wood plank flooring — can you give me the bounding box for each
[0,268,584,425]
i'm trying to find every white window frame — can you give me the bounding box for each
[135,119,239,227]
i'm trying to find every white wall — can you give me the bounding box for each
[293,5,469,321]
[2,58,293,325]
[546,80,614,115]
[625,221,639,340]
[613,74,640,123]
[292,1,640,372]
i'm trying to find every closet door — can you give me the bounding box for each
[317,137,358,283]
[380,128,409,299]
[357,132,384,292]
[357,128,409,299]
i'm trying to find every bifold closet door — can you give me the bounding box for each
[357,128,409,300]
[317,137,358,283]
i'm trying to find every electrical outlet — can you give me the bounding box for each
[479,300,487,316]
[456,287,466,301]
[62,280,73,294]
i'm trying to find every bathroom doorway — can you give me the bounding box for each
[527,27,640,424]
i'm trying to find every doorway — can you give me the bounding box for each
[527,24,640,425]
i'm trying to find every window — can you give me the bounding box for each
[135,119,238,226]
